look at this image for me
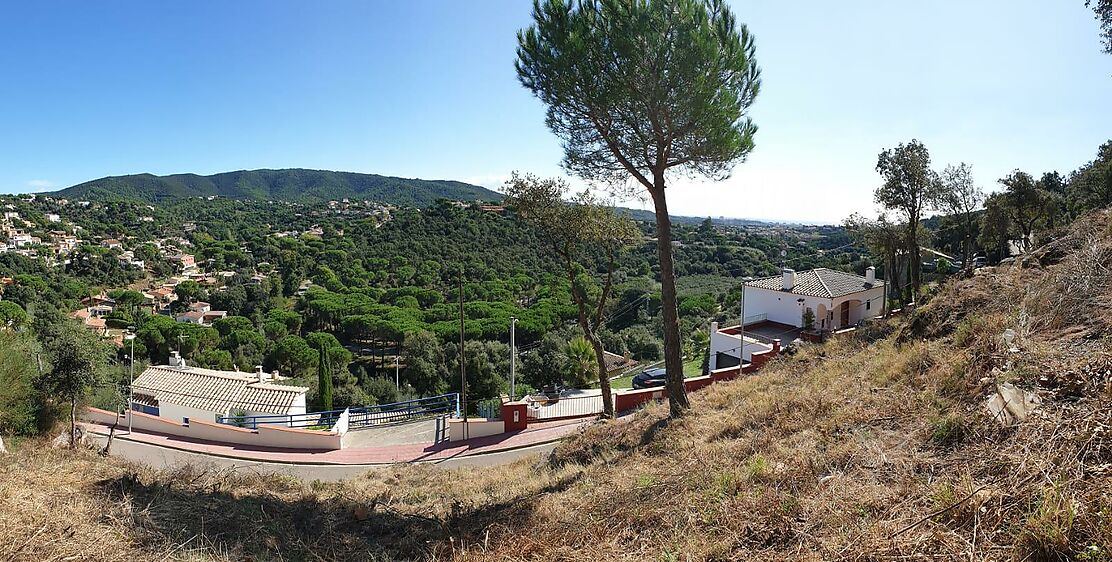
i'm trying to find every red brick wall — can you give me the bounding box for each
[615,339,781,413]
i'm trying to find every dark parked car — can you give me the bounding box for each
[632,367,668,390]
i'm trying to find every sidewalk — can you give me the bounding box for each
[81,418,590,466]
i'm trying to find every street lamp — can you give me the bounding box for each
[509,316,517,400]
[124,326,136,435]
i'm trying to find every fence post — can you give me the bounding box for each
[454,392,460,418]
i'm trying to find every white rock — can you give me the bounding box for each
[985,383,1040,426]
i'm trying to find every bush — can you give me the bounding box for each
[622,326,662,361]
[363,377,399,406]
[0,331,47,435]
[928,413,966,447]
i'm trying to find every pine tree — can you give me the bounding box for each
[516,0,761,417]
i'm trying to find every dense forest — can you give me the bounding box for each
[0,191,867,429]
[2,133,1107,427]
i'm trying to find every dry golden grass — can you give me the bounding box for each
[3,210,1112,561]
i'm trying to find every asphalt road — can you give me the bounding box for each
[87,432,555,482]
[340,418,440,448]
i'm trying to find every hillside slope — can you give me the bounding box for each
[51,168,503,206]
[3,211,1111,561]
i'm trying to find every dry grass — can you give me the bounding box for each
[4,210,1112,561]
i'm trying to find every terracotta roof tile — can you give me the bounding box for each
[746,268,883,299]
[131,365,307,415]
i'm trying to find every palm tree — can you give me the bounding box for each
[565,336,596,389]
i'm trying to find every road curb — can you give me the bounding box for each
[83,423,576,467]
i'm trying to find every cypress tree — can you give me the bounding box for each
[317,343,333,412]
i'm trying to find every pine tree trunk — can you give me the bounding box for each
[650,176,690,417]
[69,398,77,448]
[587,334,615,419]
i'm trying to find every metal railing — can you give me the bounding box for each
[525,393,605,420]
[476,398,503,420]
[218,393,459,431]
[743,313,768,325]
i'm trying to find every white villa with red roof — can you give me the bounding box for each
[744,267,886,331]
[708,267,886,371]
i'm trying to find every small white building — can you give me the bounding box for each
[743,267,886,331]
[130,353,308,424]
[175,310,205,324]
[708,321,775,371]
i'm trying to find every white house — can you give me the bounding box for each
[175,310,205,324]
[130,353,308,424]
[743,267,886,331]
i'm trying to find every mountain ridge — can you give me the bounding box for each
[47,167,780,225]
[50,168,504,208]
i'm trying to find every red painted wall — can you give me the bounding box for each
[615,339,782,413]
[502,402,528,432]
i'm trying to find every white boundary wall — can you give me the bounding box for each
[83,407,341,450]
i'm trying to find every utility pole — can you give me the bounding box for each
[394,344,400,390]
[509,316,517,400]
[459,267,468,439]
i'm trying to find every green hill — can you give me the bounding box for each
[51,168,503,207]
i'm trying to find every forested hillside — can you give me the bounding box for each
[4,209,1111,561]
[0,192,868,429]
[51,169,503,206]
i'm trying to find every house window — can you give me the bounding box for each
[828,311,833,320]
[866,301,871,310]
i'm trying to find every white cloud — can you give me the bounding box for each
[26,179,55,190]
[462,173,512,192]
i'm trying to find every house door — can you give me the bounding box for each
[839,301,850,327]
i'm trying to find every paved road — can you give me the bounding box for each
[88,432,556,482]
[341,418,440,448]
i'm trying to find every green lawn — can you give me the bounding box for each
[599,357,705,390]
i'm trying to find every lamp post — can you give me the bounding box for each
[395,350,400,390]
[509,316,517,400]
[124,326,136,435]
[738,283,746,369]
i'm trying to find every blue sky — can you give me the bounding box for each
[0,1,1109,223]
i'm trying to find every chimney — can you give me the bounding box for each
[782,268,796,291]
[169,351,186,368]
[865,266,876,284]
[255,365,267,383]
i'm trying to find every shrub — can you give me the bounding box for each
[928,413,966,447]
[1017,485,1081,560]
[0,331,46,435]
[623,326,662,361]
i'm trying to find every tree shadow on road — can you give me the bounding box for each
[93,464,583,561]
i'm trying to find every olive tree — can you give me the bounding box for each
[516,0,761,416]
[506,172,637,418]
[40,321,109,446]
[938,163,984,271]
[875,140,943,303]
